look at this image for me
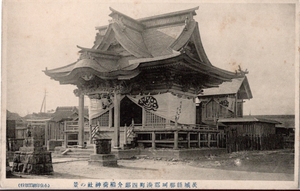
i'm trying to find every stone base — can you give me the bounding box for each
[12,151,53,175]
[88,154,118,167]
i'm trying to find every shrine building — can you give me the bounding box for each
[44,7,247,150]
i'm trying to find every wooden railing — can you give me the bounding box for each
[89,121,220,148]
[133,123,216,131]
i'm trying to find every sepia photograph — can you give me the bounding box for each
[2,0,299,189]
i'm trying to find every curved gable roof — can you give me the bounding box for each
[44,7,241,89]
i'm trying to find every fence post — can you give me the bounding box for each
[259,135,262,150]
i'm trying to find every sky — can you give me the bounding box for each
[2,0,297,117]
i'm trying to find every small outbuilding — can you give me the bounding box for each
[218,116,284,152]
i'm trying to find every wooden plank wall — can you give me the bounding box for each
[200,95,237,122]
[225,122,284,152]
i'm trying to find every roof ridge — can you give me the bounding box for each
[138,7,199,22]
[109,7,144,27]
[96,7,199,30]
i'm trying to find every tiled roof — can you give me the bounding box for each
[200,76,252,99]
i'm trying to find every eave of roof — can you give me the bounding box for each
[218,117,280,124]
[44,49,239,85]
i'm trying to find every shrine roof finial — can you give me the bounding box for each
[235,65,249,76]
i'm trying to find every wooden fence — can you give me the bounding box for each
[226,134,284,153]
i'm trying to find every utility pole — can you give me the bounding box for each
[40,89,48,113]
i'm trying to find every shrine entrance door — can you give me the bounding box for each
[120,96,142,127]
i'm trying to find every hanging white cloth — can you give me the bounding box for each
[127,93,196,124]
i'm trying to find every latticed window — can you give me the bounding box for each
[145,111,166,127]
[91,110,109,127]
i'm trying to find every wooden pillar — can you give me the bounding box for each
[152,131,156,149]
[113,92,121,148]
[109,107,113,128]
[187,132,190,148]
[198,132,201,148]
[89,124,92,144]
[174,131,178,149]
[142,108,146,128]
[78,94,85,147]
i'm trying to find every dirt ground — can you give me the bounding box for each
[9,149,294,181]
